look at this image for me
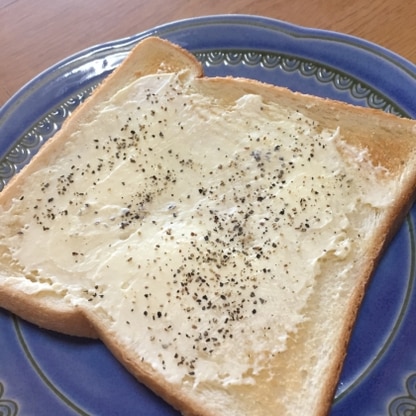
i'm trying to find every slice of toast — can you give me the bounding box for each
[1,37,416,416]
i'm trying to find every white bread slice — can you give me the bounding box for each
[1,37,416,416]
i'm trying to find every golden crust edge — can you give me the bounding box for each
[0,36,416,416]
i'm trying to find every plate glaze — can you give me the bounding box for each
[0,15,416,416]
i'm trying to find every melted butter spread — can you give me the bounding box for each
[0,71,393,386]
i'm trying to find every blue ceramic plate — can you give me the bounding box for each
[1,15,416,416]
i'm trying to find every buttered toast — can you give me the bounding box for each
[1,37,416,416]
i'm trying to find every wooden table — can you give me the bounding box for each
[1,0,415,108]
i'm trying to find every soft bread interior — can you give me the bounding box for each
[0,37,416,416]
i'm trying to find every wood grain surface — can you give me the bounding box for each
[1,0,415,108]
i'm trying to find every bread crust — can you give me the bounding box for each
[0,37,416,416]
[0,37,203,339]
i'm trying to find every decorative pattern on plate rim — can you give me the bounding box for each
[0,85,97,191]
[389,373,416,416]
[195,50,404,116]
[11,316,90,416]
[0,50,405,191]
[0,382,19,416]
[1,49,412,415]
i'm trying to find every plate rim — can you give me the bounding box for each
[1,13,416,416]
[2,14,416,118]
[3,14,416,159]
